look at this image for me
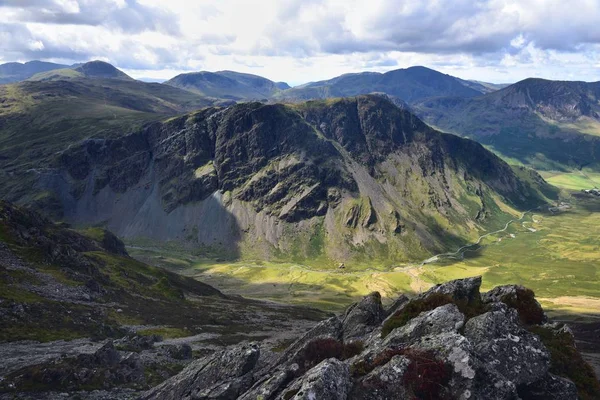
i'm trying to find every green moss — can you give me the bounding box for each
[271,338,296,353]
[381,293,454,338]
[0,285,46,303]
[153,277,184,300]
[381,293,488,338]
[144,363,185,388]
[0,326,85,343]
[79,227,107,242]
[283,389,300,400]
[137,327,191,339]
[528,325,600,400]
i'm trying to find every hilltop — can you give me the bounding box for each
[165,70,290,100]
[0,61,69,84]
[273,66,488,103]
[413,78,600,171]
[28,60,134,81]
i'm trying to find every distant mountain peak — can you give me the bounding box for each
[165,70,288,100]
[74,60,132,80]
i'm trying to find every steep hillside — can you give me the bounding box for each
[165,70,289,100]
[0,77,220,211]
[0,61,68,84]
[413,78,600,171]
[28,60,133,81]
[274,66,487,103]
[0,200,326,395]
[4,94,555,265]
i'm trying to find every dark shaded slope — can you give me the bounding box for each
[165,70,288,100]
[5,94,555,264]
[275,66,485,103]
[413,79,600,170]
[0,61,69,84]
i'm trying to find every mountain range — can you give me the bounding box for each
[413,78,600,170]
[0,78,556,264]
[1,60,599,399]
[165,70,290,100]
[0,60,69,84]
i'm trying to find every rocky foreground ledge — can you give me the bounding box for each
[142,277,599,400]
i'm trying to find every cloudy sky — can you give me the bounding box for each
[1,0,599,85]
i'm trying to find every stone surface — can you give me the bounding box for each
[341,292,385,341]
[383,303,465,346]
[464,308,550,386]
[140,343,260,400]
[288,358,351,400]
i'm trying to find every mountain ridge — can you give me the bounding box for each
[412,77,600,170]
[10,94,555,265]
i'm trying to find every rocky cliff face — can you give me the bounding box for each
[141,277,600,400]
[31,94,553,264]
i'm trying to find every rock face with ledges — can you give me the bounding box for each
[142,277,595,400]
[28,94,552,264]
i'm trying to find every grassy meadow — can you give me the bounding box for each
[129,194,600,316]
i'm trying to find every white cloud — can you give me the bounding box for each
[1,0,600,84]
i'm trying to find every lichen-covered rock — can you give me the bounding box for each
[131,279,592,400]
[412,332,518,400]
[426,276,482,304]
[140,343,260,400]
[342,292,385,341]
[383,294,409,317]
[287,358,351,400]
[483,284,547,325]
[464,307,550,386]
[238,364,299,400]
[383,303,465,346]
[350,355,411,399]
[276,316,342,367]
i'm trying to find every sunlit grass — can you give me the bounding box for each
[129,197,600,314]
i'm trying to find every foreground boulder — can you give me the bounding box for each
[142,277,600,400]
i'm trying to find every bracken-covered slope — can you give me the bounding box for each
[274,66,487,103]
[7,94,556,265]
[413,78,600,171]
[165,70,290,100]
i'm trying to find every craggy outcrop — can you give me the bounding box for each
[142,277,598,400]
[26,95,554,263]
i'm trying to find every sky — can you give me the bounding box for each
[1,0,599,86]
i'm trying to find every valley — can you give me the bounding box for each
[130,195,600,317]
[2,58,600,398]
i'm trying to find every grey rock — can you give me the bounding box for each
[483,284,546,325]
[140,343,260,400]
[238,364,299,400]
[413,332,518,400]
[425,276,482,304]
[277,316,342,367]
[464,308,550,386]
[383,303,465,346]
[383,294,409,317]
[342,292,385,341]
[288,358,351,400]
[351,355,411,399]
[517,373,578,399]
